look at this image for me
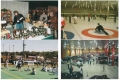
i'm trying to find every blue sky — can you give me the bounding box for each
[1,40,58,52]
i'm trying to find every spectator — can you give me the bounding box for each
[88,14,90,22]
[69,66,73,75]
[88,59,90,64]
[93,58,95,65]
[79,66,83,73]
[104,14,107,21]
[69,15,71,23]
[68,64,69,69]
[103,65,105,71]
[90,59,91,65]
[32,10,38,21]
[114,14,116,22]
[73,15,77,24]
[83,14,85,20]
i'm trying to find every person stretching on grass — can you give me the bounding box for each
[44,66,47,72]
[52,67,56,73]
[30,68,36,75]
[24,66,31,71]
[41,65,45,71]
[48,66,52,72]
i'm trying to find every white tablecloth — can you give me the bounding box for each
[24,22,32,29]
[1,21,6,24]
[20,35,52,40]
[1,30,10,36]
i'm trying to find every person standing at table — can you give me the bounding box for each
[47,13,51,27]
[40,12,47,23]
[32,10,38,21]
[100,14,102,18]
[12,11,25,30]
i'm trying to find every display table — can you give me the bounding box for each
[20,35,54,40]
[1,30,10,36]
[1,22,54,40]
[1,21,6,24]
[1,21,7,29]
[24,22,32,30]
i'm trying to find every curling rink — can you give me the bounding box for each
[63,17,118,40]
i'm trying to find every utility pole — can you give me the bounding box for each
[23,40,25,52]
[3,44,4,52]
[9,45,10,52]
[13,45,14,52]
[23,40,24,53]
[23,40,26,58]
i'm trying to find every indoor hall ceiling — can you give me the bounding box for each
[62,40,118,49]
[61,0,118,10]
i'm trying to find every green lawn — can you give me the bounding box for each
[1,65,58,79]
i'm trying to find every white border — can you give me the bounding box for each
[0,0,1,79]
[0,0,119,80]
[58,0,61,79]
[0,0,59,80]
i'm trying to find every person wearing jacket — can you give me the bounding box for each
[32,10,38,21]
[95,23,109,36]
[69,66,73,75]
[88,14,90,22]
[47,13,51,27]
[12,11,25,30]
[61,17,65,39]
[40,12,47,23]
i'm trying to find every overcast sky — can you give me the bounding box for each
[1,40,58,52]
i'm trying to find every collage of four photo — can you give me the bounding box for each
[1,0,118,79]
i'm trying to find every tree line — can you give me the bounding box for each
[1,51,58,59]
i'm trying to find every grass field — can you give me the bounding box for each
[1,65,58,79]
